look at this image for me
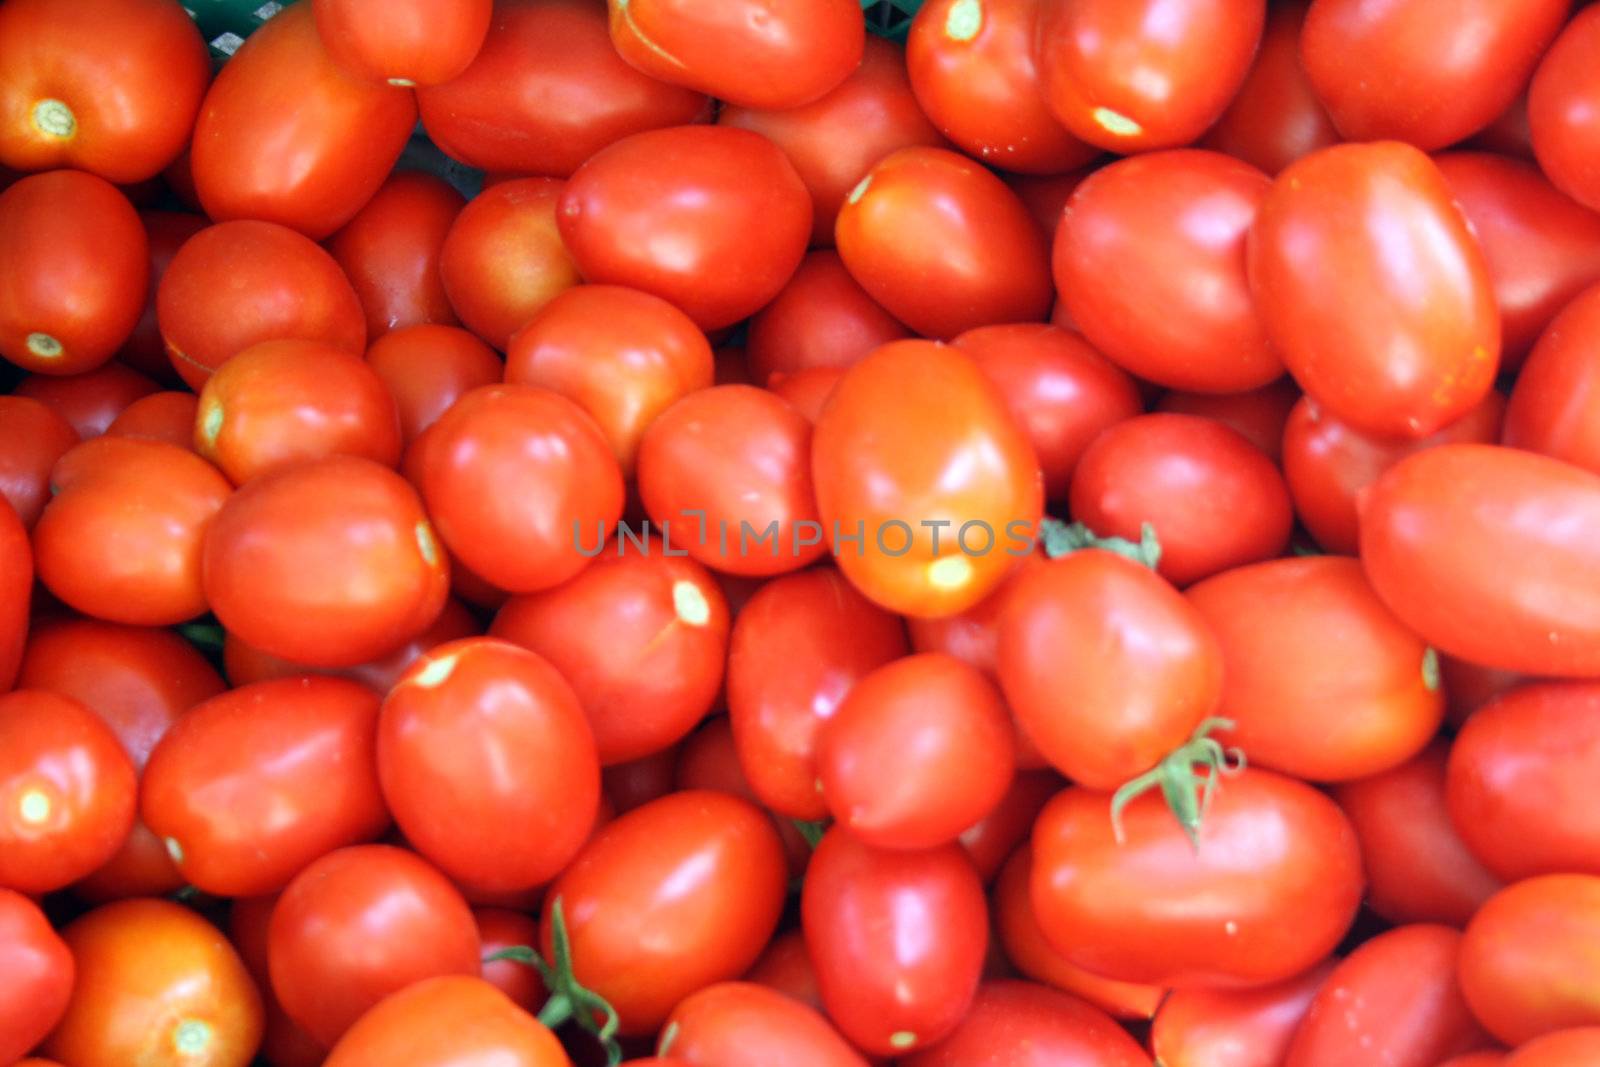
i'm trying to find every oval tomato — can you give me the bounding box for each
[768,368,843,423]
[0,888,72,1065]
[903,980,1152,1067]
[121,210,208,384]
[106,392,199,450]
[475,909,545,1013]
[322,976,568,1067]
[1504,282,1600,475]
[1155,379,1301,462]
[1152,961,1334,1067]
[326,171,464,338]
[313,0,491,87]
[747,251,909,386]
[659,982,867,1067]
[744,931,822,1010]
[957,770,1061,882]
[364,324,502,445]
[0,498,27,694]
[13,363,159,439]
[0,395,77,527]
[1527,7,1600,212]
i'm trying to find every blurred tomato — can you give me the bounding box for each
[957,770,1060,882]
[0,501,26,694]
[14,363,159,439]
[1530,7,1600,212]
[327,171,464,337]
[475,909,544,1013]
[1155,379,1300,462]
[902,980,1152,1067]
[121,211,207,384]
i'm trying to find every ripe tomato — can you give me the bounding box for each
[1504,282,1600,475]
[313,0,491,87]
[0,395,76,527]
[1155,379,1300,462]
[1440,654,1526,728]
[747,251,909,386]
[322,976,568,1067]
[0,499,27,694]
[1152,961,1333,1067]
[506,285,714,476]
[1249,142,1500,438]
[45,899,262,1067]
[0,170,147,375]
[602,748,678,815]
[475,909,545,1013]
[227,897,343,1067]
[326,172,464,338]
[0,888,72,1065]
[659,982,867,1067]
[1359,444,1600,677]
[270,845,480,1048]
[0,0,209,183]
[720,37,946,245]
[560,127,810,330]
[544,790,787,1034]
[121,211,207,384]
[1459,875,1600,1045]
[675,718,810,873]
[769,368,843,423]
[157,219,366,390]
[1438,1056,1508,1067]
[1200,2,1336,175]
[364,324,501,445]
[902,980,1151,1067]
[1035,0,1264,151]
[1031,770,1363,988]
[106,392,199,450]
[1528,7,1600,212]
[189,2,417,239]
[1333,742,1502,927]
[1504,1030,1600,1067]
[744,931,822,1009]
[607,0,863,109]
[13,363,159,439]
[835,148,1051,339]
[958,770,1061,881]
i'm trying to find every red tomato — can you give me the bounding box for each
[1249,143,1499,438]
[1153,961,1334,1067]
[1200,2,1336,175]
[1438,1056,1508,1067]
[1031,770,1363,988]
[1440,654,1527,728]
[1055,151,1279,393]
[1504,1030,1600,1067]
[506,284,714,476]
[363,324,501,445]
[769,367,845,424]
[659,982,868,1067]
[747,251,910,386]
[326,172,464,338]
[1156,379,1300,462]
[157,219,366,390]
[744,929,822,1010]
[322,976,569,1067]
[0,395,77,527]
[475,908,545,1013]
[835,148,1051,339]
[720,36,946,245]
[0,0,209,182]
[559,127,811,330]
[607,0,863,109]
[45,899,262,1067]
[105,392,199,450]
[1526,7,1600,212]
[543,790,788,1034]
[958,770,1062,882]
[189,2,418,239]
[0,888,72,1065]
[675,718,811,876]
[1359,444,1600,677]
[902,980,1151,1067]
[1459,875,1600,1045]
[14,363,159,439]
[0,500,28,695]
[121,212,207,384]
[1504,282,1600,475]
[1035,0,1265,151]
[601,747,679,815]
[0,170,147,375]
[313,0,491,87]
[1008,167,1098,243]
[270,845,480,1048]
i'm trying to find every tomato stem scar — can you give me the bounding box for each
[31,98,76,139]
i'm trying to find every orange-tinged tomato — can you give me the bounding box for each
[364,324,502,445]
[323,976,570,1067]
[326,171,464,338]
[314,0,492,87]
[1504,1030,1600,1067]
[0,395,77,527]
[1200,2,1336,175]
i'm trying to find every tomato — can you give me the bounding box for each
[0,395,77,527]
[270,844,480,1047]
[813,340,1043,616]
[1504,1030,1600,1067]
[835,148,1051,339]
[0,0,208,183]
[45,898,262,1067]
[1438,1057,1508,1067]
[747,252,909,387]
[958,770,1061,882]
[106,392,199,450]
[419,384,623,592]
[1440,654,1527,729]
[1035,0,1264,151]
[1200,2,1336,175]
[34,436,229,626]
[659,982,868,1067]
[543,790,787,1034]
[1283,392,1505,556]
[314,0,491,87]
[902,980,1151,1067]
[157,219,366,390]
[476,909,545,1013]
[1249,142,1500,438]
[559,127,810,330]
[0,888,72,1065]
[998,551,1222,790]
[14,363,159,439]
[437,178,580,350]
[365,324,501,445]
[1437,153,1600,370]
[0,170,147,375]
[121,211,207,384]
[0,500,28,696]
[1528,7,1600,212]
[745,932,821,1012]
[323,976,568,1067]
[675,718,811,876]
[1031,770,1363,988]
[952,324,1142,502]
[326,172,464,338]
[190,2,417,239]
[1459,875,1600,1046]
[1333,742,1502,928]
[506,284,714,476]
[602,747,679,815]
[769,368,845,424]
[1153,961,1334,1067]
[1359,444,1600,677]
[607,0,863,110]
[1504,282,1600,475]
[225,898,325,1067]
[720,37,946,245]
[1155,380,1300,462]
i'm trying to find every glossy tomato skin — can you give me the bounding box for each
[1155,379,1301,462]
[835,148,1051,339]
[771,369,845,423]
[45,898,262,1067]
[190,2,418,239]
[364,324,502,445]
[958,770,1061,882]
[120,211,208,385]
[607,0,863,110]
[313,0,491,87]
[14,363,159,439]
[1031,770,1363,988]
[322,976,569,1067]
[106,392,199,449]
[1055,151,1279,394]
[659,982,868,1067]
[0,395,77,527]
[743,930,822,1009]
[326,171,464,338]
[1527,7,1600,212]
[0,499,28,693]
[0,888,72,1065]
[902,980,1152,1067]
[1504,283,1600,475]
[747,251,910,385]
[475,909,545,1013]
[1248,142,1500,438]
[1200,2,1336,175]
[1359,444,1600,677]
[812,340,1044,617]
[1152,961,1334,1067]
[0,170,147,374]
[1035,0,1264,152]
[559,126,811,330]
[543,790,788,1034]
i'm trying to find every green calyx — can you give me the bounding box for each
[483,897,622,1066]
[792,818,828,849]
[1040,517,1162,570]
[1109,717,1246,852]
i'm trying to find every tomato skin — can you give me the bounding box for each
[45,898,262,1067]
[1156,380,1300,462]
[1504,1030,1600,1067]
[323,976,569,1067]
[190,2,418,239]
[364,324,502,445]
[0,888,72,1065]
[659,981,868,1067]
[106,391,199,450]
[0,170,148,375]
[1459,876,1600,1046]
[559,127,811,331]
[674,718,812,876]
[313,0,491,87]
[157,219,366,390]
[1200,2,1336,175]
[748,251,909,387]
[1031,770,1363,988]
[1359,444,1600,677]
[744,930,823,1010]
[270,844,480,1048]
[607,0,863,110]
[326,172,464,338]
[770,369,842,423]
[835,148,1052,339]
[0,499,28,694]
[475,908,545,1013]
[121,211,207,385]
[1153,960,1333,1067]
[958,771,1061,882]
[14,364,159,439]
[1035,0,1264,152]
[543,790,788,1034]
[0,395,77,527]
[1528,8,1600,213]
[1503,283,1600,476]
[901,980,1152,1067]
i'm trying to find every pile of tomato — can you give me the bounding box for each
[5,0,1600,1064]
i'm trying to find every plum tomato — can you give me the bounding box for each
[1152,961,1334,1067]
[747,251,910,387]
[659,982,868,1067]
[901,980,1153,1067]
[313,0,492,87]
[1503,281,1600,475]
[363,324,502,445]
[0,888,72,1065]
[0,395,77,527]
[326,171,465,338]
[322,976,569,1067]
